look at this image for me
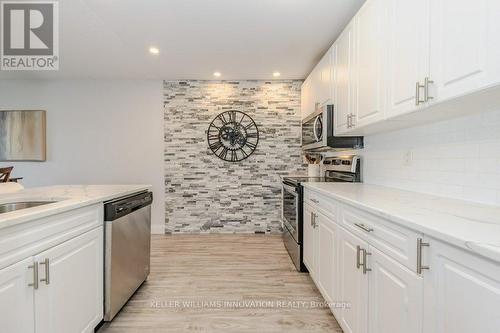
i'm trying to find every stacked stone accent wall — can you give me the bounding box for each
[164,80,305,233]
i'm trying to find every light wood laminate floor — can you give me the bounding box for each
[98,235,343,333]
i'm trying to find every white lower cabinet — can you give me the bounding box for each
[0,225,103,333]
[338,227,369,333]
[316,212,338,304]
[423,238,500,333]
[0,257,36,333]
[337,226,423,333]
[303,203,315,276]
[34,227,103,333]
[304,203,339,309]
[304,188,500,333]
[368,246,423,333]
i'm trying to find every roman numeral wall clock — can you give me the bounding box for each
[207,110,259,162]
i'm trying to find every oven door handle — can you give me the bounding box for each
[282,184,298,196]
[283,219,295,234]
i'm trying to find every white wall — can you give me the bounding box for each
[327,109,500,206]
[0,79,165,233]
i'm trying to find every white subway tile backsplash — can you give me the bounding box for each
[438,159,465,172]
[462,187,498,205]
[437,184,464,199]
[479,141,500,158]
[349,109,500,206]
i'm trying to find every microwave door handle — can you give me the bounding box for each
[313,116,321,142]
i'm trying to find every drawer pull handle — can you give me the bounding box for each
[28,262,39,289]
[311,199,319,204]
[40,258,50,285]
[354,223,374,233]
[417,238,430,274]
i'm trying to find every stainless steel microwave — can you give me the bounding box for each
[301,105,364,151]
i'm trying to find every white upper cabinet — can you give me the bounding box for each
[423,238,500,333]
[302,47,333,120]
[301,0,500,135]
[315,47,333,107]
[387,0,429,117]
[334,20,356,135]
[301,76,314,120]
[353,0,388,127]
[429,0,500,103]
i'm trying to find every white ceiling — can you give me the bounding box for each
[0,0,365,80]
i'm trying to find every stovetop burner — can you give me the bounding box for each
[283,155,361,186]
[282,176,343,185]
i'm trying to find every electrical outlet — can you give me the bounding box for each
[404,150,413,166]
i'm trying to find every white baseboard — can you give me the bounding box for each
[150,224,165,234]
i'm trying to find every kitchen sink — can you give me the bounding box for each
[0,201,58,214]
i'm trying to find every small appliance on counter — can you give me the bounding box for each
[304,153,322,177]
[302,105,363,151]
[282,155,361,271]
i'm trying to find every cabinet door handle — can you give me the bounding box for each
[415,82,420,105]
[356,245,361,269]
[40,258,50,285]
[312,213,318,228]
[347,114,351,128]
[350,113,355,128]
[310,212,314,226]
[311,198,319,204]
[415,82,425,105]
[28,262,39,289]
[424,77,434,102]
[354,223,374,233]
[362,249,372,274]
[417,238,430,274]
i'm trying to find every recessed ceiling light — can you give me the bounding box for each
[273,72,281,77]
[213,72,221,77]
[149,47,160,55]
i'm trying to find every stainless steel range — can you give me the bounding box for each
[282,155,361,271]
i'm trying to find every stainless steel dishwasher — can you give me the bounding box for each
[103,191,153,321]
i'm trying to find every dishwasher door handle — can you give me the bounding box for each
[105,191,153,221]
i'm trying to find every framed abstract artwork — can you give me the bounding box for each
[0,110,46,161]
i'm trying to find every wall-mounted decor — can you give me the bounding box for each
[0,110,47,161]
[164,80,305,234]
[207,110,259,162]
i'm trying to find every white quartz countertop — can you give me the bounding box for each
[0,185,151,229]
[302,182,500,263]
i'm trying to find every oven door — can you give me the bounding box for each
[282,182,300,242]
